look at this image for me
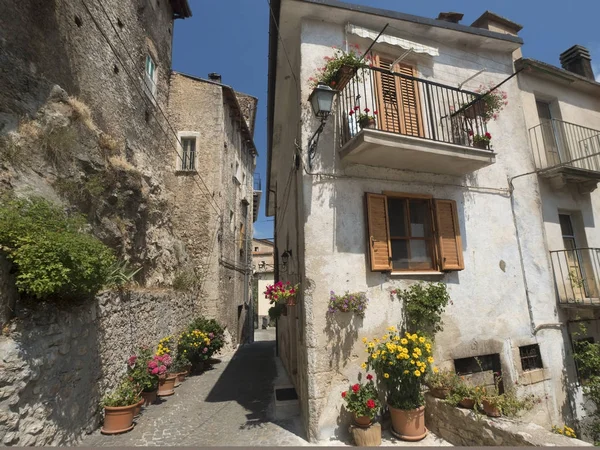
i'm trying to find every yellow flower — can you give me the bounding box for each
[393,336,400,341]
[389,362,393,366]
[384,373,390,379]
[404,370,409,374]
[361,362,367,369]
[372,354,378,360]
[387,326,397,332]
[362,337,367,343]
[428,356,434,363]
[412,353,419,359]
[410,360,415,365]
[374,338,380,343]
[433,367,439,373]
[414,370,421,377]
[396,354,403,360]
[419,336,426,343]
[400,338,408,345]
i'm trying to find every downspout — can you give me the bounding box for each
[273,187,279,356]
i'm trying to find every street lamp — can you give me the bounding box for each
[307,83,337,168]
[308,83,337,119]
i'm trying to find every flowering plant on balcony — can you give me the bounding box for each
[351,107,378,129]
[469,131,492,149]
[264,281,299,306]
[328,291,369,317]
[309,44,369,89]
[341,374,381,421]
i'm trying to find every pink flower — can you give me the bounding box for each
[151,367,159,375]
[209,332,214,338]
[203,347,208,353]
[128,355,137,367]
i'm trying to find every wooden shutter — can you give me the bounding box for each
[396,63,424,138]
[366,193,392,271]
[434,199,464,271]
[373,55,402,133]
[373,55,423,137]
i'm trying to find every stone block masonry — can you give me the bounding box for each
[425,394,592,446]
[0,289,198,446]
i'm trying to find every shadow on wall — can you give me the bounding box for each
[324,312,361,373]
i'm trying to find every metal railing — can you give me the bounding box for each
[529,119,600,172]
[550,248,600,306]
[336,66,490,150]
[253,174,262,191]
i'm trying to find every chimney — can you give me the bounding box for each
[208,73,222,83]
[437,12,464,24]
[560,45,595,80]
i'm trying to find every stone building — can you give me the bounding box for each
[252,238,276,327]
[167,71,258,346]
[266,0,595,442]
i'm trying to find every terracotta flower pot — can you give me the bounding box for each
[141,389,157,406]
[459,398,475,409]
[133,397,144,417]
[176,372,187,383]
[353,414,372,428]
[388,404,427,441]
[101,404,136,435]
[429,387,450,399]
[157,374,177,396]
[359,118,376,129]
[482,399,501,417]
[332,64,357,91]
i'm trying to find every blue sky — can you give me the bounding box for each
[172,0,600,240]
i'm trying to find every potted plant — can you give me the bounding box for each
[355,108,377,129]
[364,328,434,441]
[327,291,369,317]
[341,374,380,427]
[309,44,370,91]
[150,354,175,396]
[177,328,212,373]
[171,354,191,387]
[127,347,159,408]
[101,378,141,435]
[469,130,492,149]
[461,84,508,123]
[264,281,299,307]
[481,392,502,417]
[446,377,476,409]
[425,368,459,399]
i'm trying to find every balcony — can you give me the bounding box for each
[252,174,262,222]
[336,66,496,176]
[550,248,600,307]
[529,119,600,192]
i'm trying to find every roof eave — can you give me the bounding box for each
[516,58,600,92]
[266,0,281,217]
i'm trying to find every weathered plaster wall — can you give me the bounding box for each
[0,255,17,329]
[425,395,592,446]
[272,14,571,442]
[0,289,197,446]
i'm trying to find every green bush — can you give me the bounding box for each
[0,196,116,299]
[187,316,226,358]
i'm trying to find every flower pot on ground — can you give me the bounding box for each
[341,374,380,428]
[158,374,177,396]
[101,379,140,435]
[183,316,226,363]
[140,389,157,406]
[170,354,191,387]
[364,328,435,441]
[133,397,144,417]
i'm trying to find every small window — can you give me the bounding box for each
[519,344,543,372]
[365,192,463,272]
[254,247,259,252]
[234,159,241,183]
[144,55,157,98]
[179,137,196,171]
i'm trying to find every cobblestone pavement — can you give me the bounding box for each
[81,328,450,447]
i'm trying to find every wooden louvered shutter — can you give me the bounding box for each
[366,193,392,271]
[434,199,464,271]
[374,55,402,133]
[396,63,424,138]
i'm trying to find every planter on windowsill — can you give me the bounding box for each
[332,64,358,91]
[473,140,489,150]
[359,118,376,129]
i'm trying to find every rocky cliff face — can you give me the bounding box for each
[0,86,190,287]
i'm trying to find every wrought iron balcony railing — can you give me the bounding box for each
[550,248,600,306]
[253,174,262,191]
[529,119,600,172]
[336,65,490,150]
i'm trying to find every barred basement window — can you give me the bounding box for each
[519,344,543,372]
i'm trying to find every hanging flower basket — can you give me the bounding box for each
[332,64,357,91]
[463,100,488,120]
[286,296,297,306]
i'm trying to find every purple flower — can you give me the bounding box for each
[203,347,208,353]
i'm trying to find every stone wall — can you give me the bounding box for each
[425,395,592,446]
[0,255,17,329]
[0,289,198,446]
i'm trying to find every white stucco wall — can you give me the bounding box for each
[270,2,585,442]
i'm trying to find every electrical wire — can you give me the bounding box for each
[84,0,223,217]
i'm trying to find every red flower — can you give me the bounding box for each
[352,384,360,393]
[366,399,376,409]
[485,132,492,139]
[349,110,354,116]
[468,130,474,136]
[354,105,360,111]
[364,108,370,113]
[366,374,373,381]
[341,391,347,398]
[373,110,378,115]
[330,81,336,86]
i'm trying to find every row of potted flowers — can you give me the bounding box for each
[100,316,226,435]
[341,327,538,444]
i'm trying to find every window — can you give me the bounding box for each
[179,137,196,171]
[365,192,463,272]
[519,344,543,372]
[254,247,259,252]
[144,55,157,98]
[234,159,241,183]
[454,354,503,393]
[239,222,245,253]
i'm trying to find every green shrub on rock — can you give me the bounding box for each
[0,196,116,300]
